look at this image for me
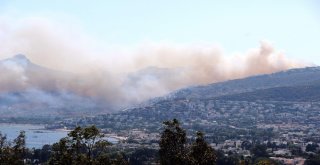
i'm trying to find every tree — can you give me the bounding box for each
[241,140,252,150]
[40,144,52,162]
[250,144,268,158]
[305,154,320,165]
[129,148,159,164]
[112,153,129,165]
[0,132,11,163]
[0,131,26,164]
[49,125,115,165]
[289,145,302,156]
[159,119,219,165]
[0,132,8,161]
[13,131,27,162]
[188,131,217,165]
[306,143,319,153]
[49,137,73,165]
[159,119,187,165]
[67,125,105,163]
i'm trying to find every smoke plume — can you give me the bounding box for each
[0,16,306,110]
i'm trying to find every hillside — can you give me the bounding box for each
[166,67,320,100]
[216,84,320,102]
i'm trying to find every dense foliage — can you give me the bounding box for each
[159,119,217,165]
[48,125,127,165]
[0,131,26,164]
[159,119,187,164]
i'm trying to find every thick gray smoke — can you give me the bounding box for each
[0,16,306,109]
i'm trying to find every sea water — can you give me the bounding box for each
[0,123,117,148]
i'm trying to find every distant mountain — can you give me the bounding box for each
[0,54,107,118]
[217,84,320,102]
[165,66,320,100]
[0,54,70,91]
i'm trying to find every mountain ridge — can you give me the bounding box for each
[164,66,320,100]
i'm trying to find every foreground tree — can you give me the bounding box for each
[188,131,217,165]
[159,119,217,165]
[0,131,26,164]
[305,154,320,165]
[49,137,73,164]
[0,132,9,162]
[12,131,27,164]
[49,125,117,165]
[159,119,187,165]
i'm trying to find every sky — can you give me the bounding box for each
[0,0,319,64]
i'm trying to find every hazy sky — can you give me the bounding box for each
[0,0,319,64]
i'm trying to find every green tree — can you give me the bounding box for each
[306,143,319,153]
[159,119,187,165]
[241,140,252,150]
[39,144,52,162]
[289,145,302,156]
[305,154,320,165]
[129,148,159,164]
[0,132,8,161]
[0,131,26,164]
[251,144,268,158]
[49,125,114,165]
[49,137,73,165]
[0,132,11,163]
[11,131,27,164]
[188,131,217,165]
[111,153,129,165]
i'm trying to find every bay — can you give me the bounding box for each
[0,123,118,148]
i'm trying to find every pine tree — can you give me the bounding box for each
[159,119,187,165]
[188,131,217,165]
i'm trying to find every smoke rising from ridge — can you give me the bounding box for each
[0,16,307,109]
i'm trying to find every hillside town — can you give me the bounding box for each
[43,99,320,164]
